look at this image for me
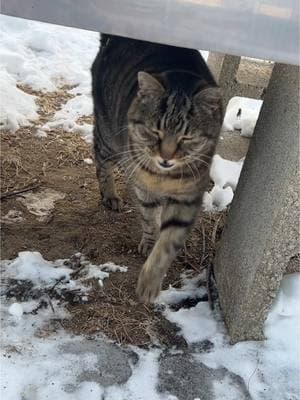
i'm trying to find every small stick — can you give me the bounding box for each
[69,265,86,279]
[1,183,41,200]
[47,294,55,313]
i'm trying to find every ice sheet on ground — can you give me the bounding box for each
[222,97,263,137]
[17,188,66,222]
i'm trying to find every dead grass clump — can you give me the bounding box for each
[77,115,94,125]
[17,84,75,125]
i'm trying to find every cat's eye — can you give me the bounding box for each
[150,129,162,141]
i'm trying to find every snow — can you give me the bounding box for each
[203,155,244,212]
[158,272,207,305]
[0,70,38,132]
[202,185,234,212]
[84,157,94,165]
[0,250,174,400]
[161,273,300,400]
[0,15,98,92]
[8,302,24,318]
[165,302,219,343]
[3,251,73,285]
[210,155,244,191]
[222,97,263,137]
[2,251,127,291]
[0,14,98,137]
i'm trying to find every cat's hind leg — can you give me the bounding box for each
[93,126,122,211]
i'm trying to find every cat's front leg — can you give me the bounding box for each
[135,186,161,256]
[136,198,200,303]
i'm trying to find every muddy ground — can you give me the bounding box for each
[1,87,227,347]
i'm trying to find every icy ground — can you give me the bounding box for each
[1,13,299,400]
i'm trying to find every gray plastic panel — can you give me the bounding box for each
[1,0,299,65]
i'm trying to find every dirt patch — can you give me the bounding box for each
[1,87,225,347]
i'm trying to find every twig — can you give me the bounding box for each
[47,294,55,313]
[49,276,66,292]
[69,265,86,279]
[1,183,41,200]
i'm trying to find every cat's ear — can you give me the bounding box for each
[193,86,223,112]
[137,71,165,96]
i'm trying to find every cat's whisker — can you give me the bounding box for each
[187,156,209,168]
[103,148,141,163]
[185,161,197,182]
[126,155,148,183]
[112,126,128,137]
[118,154,142,174]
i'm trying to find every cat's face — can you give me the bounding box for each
[127,71,223,174]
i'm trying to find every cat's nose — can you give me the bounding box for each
[159,159,173,169]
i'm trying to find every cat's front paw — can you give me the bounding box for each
[138,236,155,256]
[136,264,162,303]
[102,195,123,212]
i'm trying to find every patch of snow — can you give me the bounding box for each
[3,251,72,286]
[105,348,175,400]
[160,273,300,399]
[34,129,48,138]
[0,69,38,132]
[84,157,93,165]
[165,302,219,343]
[213,375,244,400]
[222,97,263,137]
[205,274,300,400]
[0,15,98,92]
[17,188,65,221]
[210,155,244,191]
[43,119,94,144]
[8,302,23,318]
[100,262,128,273]
[202,185,234,212]
[158,272,206,305]
[0,14,98,134]
[2,252,128,291]
[42,94,94,142]
[203,155,244,212]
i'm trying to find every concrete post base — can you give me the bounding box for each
[214,63,300,343]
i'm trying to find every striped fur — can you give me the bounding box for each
[91,34,223,303]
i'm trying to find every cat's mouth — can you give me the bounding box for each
[158,160,174,169]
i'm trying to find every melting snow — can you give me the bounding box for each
[162,273,300,400]
[0,14,98,138]
[222,97,263,138]
[203,155,244,212]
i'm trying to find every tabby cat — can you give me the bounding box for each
[91,34,223,303]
